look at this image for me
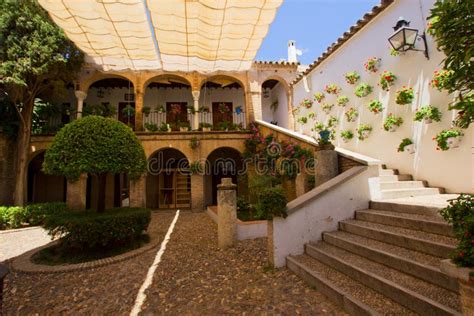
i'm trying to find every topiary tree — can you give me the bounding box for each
[43,116,147,212]
[428,0,474,128]
[0,0,84,205]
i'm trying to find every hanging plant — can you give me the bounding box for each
[383,114,403,132]
[308,112,317,120]
[340,130,354,143]
[324,84,341,95]
[189,161,202,174]
[414,105,442,123]
[300,98,313,109]
[321,103,334,114]
[398,138,415,154]
[142,106,151,117]
[297,116,308,125]
[327,116,339,128]
[345,107,359,122]
[313,92,325,103]
[235,106,243,115]
[379,71,397,91]
[189,137,200,149]
[364,57,381,73]
[357,124,372,140]
[368,100,383,114]
[312,122,325,133]
[144,122,158,132]
[344,71,360,85]
[354,83,373,98]
[122,104,135,117]
[395,86,415,105]
[337,95,349,107]
[156,105,166,113]
[434,129,463,151]
[430,70,453,91]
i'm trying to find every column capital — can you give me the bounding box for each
[74,90,87,101]
[192,90,200,100]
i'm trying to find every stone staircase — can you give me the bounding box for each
[287,167,461,315]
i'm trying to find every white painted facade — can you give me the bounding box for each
[292,0,473,193]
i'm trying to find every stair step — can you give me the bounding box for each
[380,181,426,190]
[379,174,413,182]
[323,231,458,292]
[379,169,398,176]
[287,255,414,315]
[306,243,461,315]
[355,209,453,237]
[339,220,456,257]
[370,200,442,216]
[380,187,441,199]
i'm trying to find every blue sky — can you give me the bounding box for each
[256,0,380,64]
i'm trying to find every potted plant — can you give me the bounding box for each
[398,138,415,154]
[345,107,358,122]
[395,86,415,105]
[324,84,341,95]
[337,95,349,107]
[313,92,325,103]
[144,122,158,132]
[189,136,199,149]
[199,122,212,132]
[122,104,135,117]
[355,83,373,98]
[368,100,383,114]
[156,105,166,113]
[434,129,463,150]
[430,70,452,91]
[199,106,210,113]
[344,71,360,85]
[235,106,243,115]
[383,114,403,132]
[142,106,151,117]
[364,57,381,73]
[340,130,354,143]
[159,122,171,132]
[327,116,338,128]
[218,103,231,114]
[300,98,313,109]
[178,121,191,132]
[357,124,372,140]
[186,105,195,114]
[308,112,317,121]
[414,105,442,124]
[297,116,308,125]
[379,71,397,91]
[218,120,232,131]
[321,103,334,114]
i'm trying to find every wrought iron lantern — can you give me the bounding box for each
[388,17,429,59]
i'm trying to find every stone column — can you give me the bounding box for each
[67,173,87,210]
[134,90,144,131]
[191,173,204,212]
[217,178,237,249]
[288,91,295,131]
[295,172,310,197]
[192,90,200,130]
[314,147,338,186]
[129,173,146,208]
[249,88,262,122]
[74,90,87,119]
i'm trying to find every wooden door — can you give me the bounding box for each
[166,102,188,130]
[212,102,233,129]
[118,102,136,130]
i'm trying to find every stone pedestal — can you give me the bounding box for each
[267,219,275,266]
[67,173,87,210]
[129,174,146,208]
[295,172,310,197]
[314,149,338,186]
[217,178,237,249]
[440,259,474,315]
[191,173,204,212]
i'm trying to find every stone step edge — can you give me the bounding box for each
[305,244,460,316]
[286,256,377,316]
[369,200,443,216]
[339,221,455,258]
[355,209,453,237]
[323,232,459,293]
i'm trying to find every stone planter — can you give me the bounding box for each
[314,147,338,185]
[404,144,415,154]
[447,136,462,149]
[179,127,190,132]
[440,259,474,315]
[203,127,211,132]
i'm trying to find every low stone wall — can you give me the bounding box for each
[0,135,15,205]
[338,155,364,173]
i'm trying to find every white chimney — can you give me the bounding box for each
[288,40,297,63]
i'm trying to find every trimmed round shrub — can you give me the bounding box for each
[43,207,151,249]
[0,202,67,229]
[256,187,288,220]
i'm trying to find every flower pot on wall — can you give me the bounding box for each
[424,117,433,124]
[361,130,370,138]
[203,127,211,132]
[388,125,397,132]
[447,137,462,149]
[405,144,415,154]
[180,127,190,132]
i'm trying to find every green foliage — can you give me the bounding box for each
[337,95,349,107]
[345,107,358,122]
[428,1,474,128]
[357,124,372,140]
[434,129,463,151]
[199,122,212,130]
[144,122,158,132]
[43,207,151,250]
[0,202,67,229]
[297,116,308,124]
[414,106,442,122]
[354,83,373,98]
[0,97,19,138]
[189,136,199,149]
[439,194,474,267]
[383,114,403,131]
[218,120,231,131]
[159,122,170,132]
[395,87,414,105]
[43,116,146,181]
[340,130,354,141]
[189,161,203,174]
[397,138,413,152]
[344,71,360,85]
[121,104,135,117]
[368,100,383,114]
[255,187,288,220]
[379,71,397,91]
[321,103,334,114]
[83,102,116,118]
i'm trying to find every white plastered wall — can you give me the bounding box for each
[292,0,473,193]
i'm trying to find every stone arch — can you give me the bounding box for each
[81,73,135,93]
[260,76,292,128]
[27,150,67,203]
[146,147,191,209]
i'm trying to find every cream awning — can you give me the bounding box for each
[38,0,283,73]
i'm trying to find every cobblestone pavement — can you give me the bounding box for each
[3,212,345,315]
[0,227,51,262]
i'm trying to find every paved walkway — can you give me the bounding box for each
[3,212,344,315]
[0,227,51,262]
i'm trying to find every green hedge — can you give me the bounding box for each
[0,203,68,230]
[43,207,151,250]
